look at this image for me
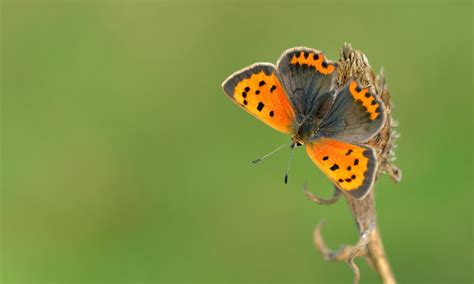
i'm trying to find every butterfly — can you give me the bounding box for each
[221,47,385,199]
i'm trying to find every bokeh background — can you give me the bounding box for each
[1,1,472,283]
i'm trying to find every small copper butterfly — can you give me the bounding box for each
[222,47,385,199]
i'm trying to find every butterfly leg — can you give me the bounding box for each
[303,183,342,205]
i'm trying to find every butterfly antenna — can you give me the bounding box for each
[284,144,296,184]
[252,142,289,164]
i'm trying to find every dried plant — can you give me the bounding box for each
[304,43,401,284]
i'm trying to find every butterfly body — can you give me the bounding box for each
[222,47,385,199]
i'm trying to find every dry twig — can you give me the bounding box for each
[305,43,401,284]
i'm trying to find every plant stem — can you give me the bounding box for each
[346,191,396,284]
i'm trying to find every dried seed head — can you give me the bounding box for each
[336,43,401,183]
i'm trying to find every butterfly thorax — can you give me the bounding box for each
[292,115,323,145]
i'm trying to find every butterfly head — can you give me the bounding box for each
[290,136,304,148]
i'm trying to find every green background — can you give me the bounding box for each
[1,1,472,283]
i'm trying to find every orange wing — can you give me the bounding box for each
[222,63,296,134]
[306,138,377,199]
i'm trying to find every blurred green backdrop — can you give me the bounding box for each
[1,1,472,283]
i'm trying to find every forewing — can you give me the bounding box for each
[276,47,338,118]
[306,138,377,199]
[317,80,385,143]
[222,63,296,134]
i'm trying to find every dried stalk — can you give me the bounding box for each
[305,43,401,284]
